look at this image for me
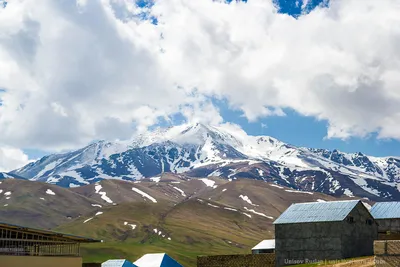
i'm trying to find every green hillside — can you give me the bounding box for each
[56,199,274,266]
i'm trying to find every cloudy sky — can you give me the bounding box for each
[1,0,400,171]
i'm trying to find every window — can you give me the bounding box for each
[366,219,373,225]
[346,216,354,223]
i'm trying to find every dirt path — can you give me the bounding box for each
[331,257,375,267]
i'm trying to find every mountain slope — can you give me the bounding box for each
[10,123,400,200]
[55,178,340,266]
[0,172,25,179]
[0,177,372,266]
[0,179,102,228]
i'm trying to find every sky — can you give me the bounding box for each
[1,0,400,171]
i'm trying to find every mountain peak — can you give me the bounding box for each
[9,122,400,201]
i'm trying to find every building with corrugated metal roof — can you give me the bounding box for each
[0,221,101,267]
[273,200,377,266]
[252,239,275,254]
[370,202,400,240]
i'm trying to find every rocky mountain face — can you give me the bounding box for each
[10,123,400,201]
[0,172,24,179]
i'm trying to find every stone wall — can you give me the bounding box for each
[340,202,378,258]
[197,253,275,267]
[378,232,400,240]
[275,202,377,266]
[376,219,400,235]
[82,263,101,267]
[275,221,343,266]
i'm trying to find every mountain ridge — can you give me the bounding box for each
[9,122,400,201]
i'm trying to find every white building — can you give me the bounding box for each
[251,239,275,254]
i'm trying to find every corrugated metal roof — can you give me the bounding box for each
[371,202,400,219]
[273,200,360,224]
[102,260,137,267]
[252,239,275,250]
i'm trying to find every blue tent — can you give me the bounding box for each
[134,253,183,267]
[102,259,138,267]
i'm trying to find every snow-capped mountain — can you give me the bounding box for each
[0,172,23,180]
[10,123,400,200]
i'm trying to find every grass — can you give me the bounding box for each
[80,238,250,267]
[55,199,274,267]
[289,256,374,266]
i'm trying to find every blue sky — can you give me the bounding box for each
[220,105,399,157]
[6,0,400,161]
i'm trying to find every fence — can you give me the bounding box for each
[197,253,275,267]
[374,240,400,267]
[0,227,81,257]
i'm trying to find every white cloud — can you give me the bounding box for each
[0,146,31,172]
[152,0,400,139]
[0,0,195,151]
[0,0,400,157]
[301,0,310,10]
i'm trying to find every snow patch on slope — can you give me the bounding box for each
[46,189,55,195]
[83,217,93,223]
[244,207,274,219]
[270,184,284,189]
[34,160,60,179]
[285,189,313,195]
[172,186,186,197]
[150,176,161,183]
[124,223,136,230]
[132,187,157,203]
[94,184,113,203]
[63,171,89,185]
[343,189,354,197]
[242,213,252,218]
[200,178,217,189]
[351,177,381,196]
[239,195,259,206]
